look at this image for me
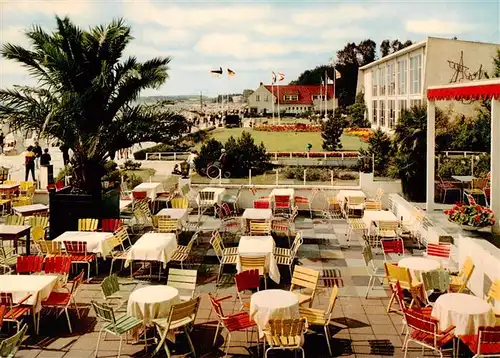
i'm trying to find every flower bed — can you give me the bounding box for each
[255,123,322,132]
[267,151,359,158]
[444,203,495,228]
[344,127,373,142]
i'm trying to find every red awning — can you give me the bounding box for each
[427,83,500,101]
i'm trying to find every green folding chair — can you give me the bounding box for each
[101,274,127,311]
[0,323,28,358]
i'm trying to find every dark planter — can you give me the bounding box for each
[49,187,120,239]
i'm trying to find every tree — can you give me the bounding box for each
[0,17,188,196]
[393,105,427,201]
[493,48,500,78]
[346,92,370,127]
[322,109,345,150]
[380,40,391,58]
[360,129,392,174]
[242,89,254,102]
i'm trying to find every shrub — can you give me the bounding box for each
[437,159,471,178]
[322,109,345,151]
[55,165,75,183]
[194,138,223,174]
[122,172,143,188]
[358,128,392,175]
[121,160,142,170]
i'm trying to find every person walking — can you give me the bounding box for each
[33,141,42,169]
[25,146,36,181]
[40,148,51,166]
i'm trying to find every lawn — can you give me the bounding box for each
[196,127,367,152]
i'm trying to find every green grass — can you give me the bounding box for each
[195,127,367,152]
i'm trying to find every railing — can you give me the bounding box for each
[438,151,488,157]
[145,152,190,161]
[267,151,359,160]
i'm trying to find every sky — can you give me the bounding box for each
[0,0,498,97]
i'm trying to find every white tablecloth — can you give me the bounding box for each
[241,209,273,230]
[237,236,280,284]
[12,204,49,215]
[127,285,180,326]
[398,257,441,281]
[54,231,114,256]
[157,208,189,223]
[270,188,295,199]
[362,210,398,235]
[250,289,299,337]
[0,274,59,312]
[133,182,164,200]
[196,187,226,205]
[125,233,177,268]
[336,190,366,207]
[432,293,496,335]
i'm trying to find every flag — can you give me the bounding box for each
[327,77,334,85]
[335,69,341,79]
[227,68,235,77]
[278,72,285,81]
[272,71,277,84]
[210,67,223,75]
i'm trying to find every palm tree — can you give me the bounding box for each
[393,105,428,201]
[0,16,188,196]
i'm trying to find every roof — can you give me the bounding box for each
[263,84,335,104]
[359,40,426,70]
[427,78,500,101]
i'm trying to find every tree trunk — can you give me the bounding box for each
[73,157,105,197]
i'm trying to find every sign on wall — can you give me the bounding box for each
[448,50,487,84]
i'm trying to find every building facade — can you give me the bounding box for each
[247,83,337,115]
[356,37,500,132]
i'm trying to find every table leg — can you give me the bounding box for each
[25,230,31,256]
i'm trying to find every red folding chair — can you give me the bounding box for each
[16,255,43,274]
[381,238,405,262]
[101,218,123,232]
[459,325,500,357]
[253,199,270,209]
[63,241,97,281]
[44,256,72,287]
[41,271,84,334]
[209,293,258,356]
[274,195,291,214]
[402,308,455,357]
[426,243,451,259]
[0,305,5,329]
[0,292,32,332]
[132,191,147,201]
[235,269,260,310]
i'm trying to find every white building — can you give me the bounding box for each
[356,37,500,132]
[247,83,337,115]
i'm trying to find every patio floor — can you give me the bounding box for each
[7,215,457,357]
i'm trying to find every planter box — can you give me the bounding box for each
[49,187,120,239]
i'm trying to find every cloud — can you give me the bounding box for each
[0,26,31,47]
[124,43,186,60]
[0,59,29,76]
[177,58,305,72]
[134,26,193,46]
[321,27,369,40]
[124,1,272,29]
[253,24,297,37]
[194,33,332,59]
[405,19,476,35]
[3,0,94,18]
[292,4,379,27]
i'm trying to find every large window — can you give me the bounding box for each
[379,67,386,96]
[410,54,422,94]
[372,70,378,97]
[379,100,385,127]
[410,99,422,108]
[372,100,377,124]
[398,100,407,120]
[388,63,396,96]
[397,59,407,95]
[388,100,395,128]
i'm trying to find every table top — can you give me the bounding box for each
[363,210,398,222]
[337,190,366,200]
[434,293,492,315]
[199,187,226,195]
[12,204,49,213]
[398,257,441,272]
[0,274,59,291]
[270,188,295,197]
[133,182,163,190]
[129,285,179,304]
[0,184,19,190]
[54,231,113,242]
[0,224,31,234]
[452,175,475,182]
[251,289,298,309]
[239,236,274,254]
[157,208,189,219]
[242,208,273,220]
[134,232,177,249]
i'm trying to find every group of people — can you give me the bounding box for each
[24,142,52,181]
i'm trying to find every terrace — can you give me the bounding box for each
[0,176,499,358]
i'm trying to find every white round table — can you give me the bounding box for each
[250,289,299,337]
[431,293,496,335]
[127,286,180,326]
[398,257,441,281]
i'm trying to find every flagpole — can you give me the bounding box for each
[333,66,336,114]
[319,78,323,115]
[277,83,280,124]
[324,70,328,119]
[271,77,275,125]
